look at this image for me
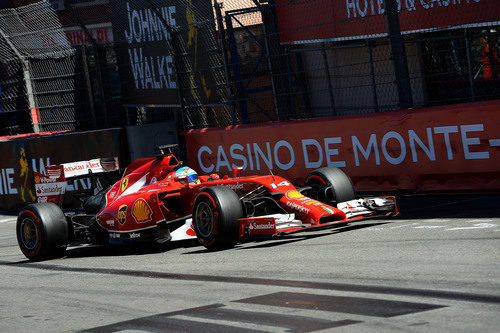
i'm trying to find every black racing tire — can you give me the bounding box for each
[16,203,69,261]
[193,186,244,250]
[305,167,356,204]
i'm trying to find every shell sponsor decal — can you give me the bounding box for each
[304,199,321,205]
[286,190,304,199]
[121,178,129,192]
[118,204,127,225]
[132,198,153,223]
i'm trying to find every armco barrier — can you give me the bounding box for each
[184,100,500,193]
[0,128,126,211]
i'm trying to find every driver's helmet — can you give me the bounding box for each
[174,167,200,185]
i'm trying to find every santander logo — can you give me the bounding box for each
[249,222,274,230]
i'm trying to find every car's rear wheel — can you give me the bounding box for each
[305,167,356,204]
[193,186,244,250]
[17,203,68,261]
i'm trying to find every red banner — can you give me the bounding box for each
[184,100,500,193]
[276,0,500,43]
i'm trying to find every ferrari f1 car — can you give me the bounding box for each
[17,145,397,261]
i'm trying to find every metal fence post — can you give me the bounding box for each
[81,46,97,128]
[22,63,39,133]
[384,0,413,109]
[367,40,379,112]
[321,43,336,116]
[465,31,476,102]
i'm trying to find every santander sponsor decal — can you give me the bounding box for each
[248,222,275,230]
[240,217,276,235]
[35,182,66,196]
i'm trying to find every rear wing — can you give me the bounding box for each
[60,157,120,179]
[34,157,120,206]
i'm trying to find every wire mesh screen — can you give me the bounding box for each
[0,33,30,135]
[107,0,237,129]
[267,0,499,118]
[0,0,85,134]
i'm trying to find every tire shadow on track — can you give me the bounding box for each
[62,239,200,259]
[394,195,500,219]
[4,222,389,260]
[183,222,389,254]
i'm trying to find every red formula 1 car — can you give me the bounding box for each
[16,145,397,261]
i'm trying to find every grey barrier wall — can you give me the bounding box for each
[0,128,126,211]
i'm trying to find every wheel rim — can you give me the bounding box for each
[20,217,39,251]
[195,201,214,238]
[306,176,328,201]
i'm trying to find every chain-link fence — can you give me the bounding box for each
[0,0,498,134]
[0,1,85,134]
[0,30,30,135]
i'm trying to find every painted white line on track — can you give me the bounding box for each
[389,223,418,229]
[420,219,451,223]
[414,225,445,229]
[468,219,494,223]
[447,223,497,231]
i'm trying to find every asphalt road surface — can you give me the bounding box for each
[0,195,499,332]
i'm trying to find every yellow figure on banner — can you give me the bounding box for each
[19,148,35,202]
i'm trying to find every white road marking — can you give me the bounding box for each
[468,219,494,223]
[367,219,499,232]
[447,223,497,231]
[420,219,451,223]
[390,223,418,229]
[0,218,16,224]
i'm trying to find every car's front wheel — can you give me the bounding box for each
[193,186,244,250]
[305,167,356,204]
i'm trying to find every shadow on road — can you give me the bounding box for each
[183,222,389,253]
[394,195,500,219]
[61,239,200,259]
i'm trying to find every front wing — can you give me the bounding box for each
[239,196,397,238]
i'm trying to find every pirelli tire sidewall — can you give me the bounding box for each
[306,167,356,204]
[193,186,244,250]
[16,203,69,261]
